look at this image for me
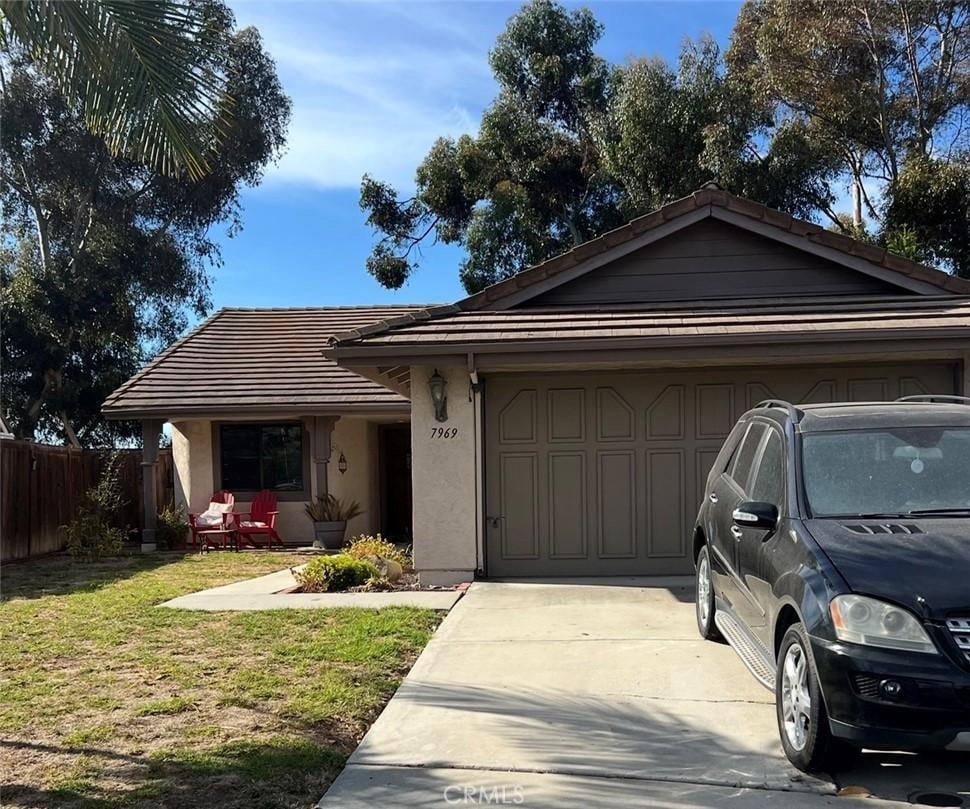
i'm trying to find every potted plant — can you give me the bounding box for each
[305,494,363,549]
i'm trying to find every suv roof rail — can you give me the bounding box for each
[896,394,970,405]
[754,399,804,423]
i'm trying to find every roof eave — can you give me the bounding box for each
[326,324,970,365]
[103,401,412,421]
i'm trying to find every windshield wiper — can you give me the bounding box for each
[821,509,970,518]
[905,508,970,516]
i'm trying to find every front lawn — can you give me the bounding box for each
[0,553,441,808]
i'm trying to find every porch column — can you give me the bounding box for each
[963,353,970,398]
[141,419,163,552]
[313,416,338,500]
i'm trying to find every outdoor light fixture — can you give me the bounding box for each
[428,368,448,422]
[338,452,348,475]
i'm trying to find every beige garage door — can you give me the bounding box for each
[484,363,957,577]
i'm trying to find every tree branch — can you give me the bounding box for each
[396,217,440,261]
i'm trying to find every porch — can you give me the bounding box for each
[139,414,412,549]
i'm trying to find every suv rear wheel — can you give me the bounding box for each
[776,623,858,772]
[695,545,721,641]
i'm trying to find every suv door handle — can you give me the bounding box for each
[709,493,718,504]
[730,525,743,539]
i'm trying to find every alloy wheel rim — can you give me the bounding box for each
[697,554,711,626]
[780,642,812,751]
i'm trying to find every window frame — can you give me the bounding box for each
[728,421,768,492]
[748,424,787,515]
[212,420,311,501]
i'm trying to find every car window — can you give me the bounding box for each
[802,427,970,517]
[729,422,767,491]
[750,429,785,508]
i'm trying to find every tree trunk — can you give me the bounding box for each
[852,179,863,229]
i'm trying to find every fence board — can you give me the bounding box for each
[1,440,174,562]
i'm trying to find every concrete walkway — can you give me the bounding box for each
[319,579,970,808]
[159,567,462,611]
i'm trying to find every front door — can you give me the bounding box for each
[380,425,412,543]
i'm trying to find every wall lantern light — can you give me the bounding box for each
[338,452,348,475]
[428,368,448,422]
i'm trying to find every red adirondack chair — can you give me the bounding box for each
[234,490,283,548]
[189,490,236,550]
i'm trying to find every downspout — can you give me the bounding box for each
[468,353,485,576]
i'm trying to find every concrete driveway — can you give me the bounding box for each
[319,580,970,808]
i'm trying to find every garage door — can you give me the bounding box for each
[484,363,956,577]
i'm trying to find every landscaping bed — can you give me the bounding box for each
[0,553,441,808]
[285,536,460,595]
[281,571,461,594]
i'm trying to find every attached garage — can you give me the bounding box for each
[328,184,970,585]
[484,363,957,577]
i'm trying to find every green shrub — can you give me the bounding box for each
[65,454,127,559]
[156,501,187,550]
[294,555,379,593]
[345,534,412,572]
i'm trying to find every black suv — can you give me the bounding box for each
[693,395,970,772]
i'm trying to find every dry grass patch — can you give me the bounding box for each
[0,553,441,808]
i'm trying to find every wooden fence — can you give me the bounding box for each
[1,440,174,562]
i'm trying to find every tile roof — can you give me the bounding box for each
[327,296,970,355]
[329,184,970,348]
[103,306,431,419]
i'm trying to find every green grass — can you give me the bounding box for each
[0,553,441,808]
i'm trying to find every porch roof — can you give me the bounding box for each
[102,306,430,420]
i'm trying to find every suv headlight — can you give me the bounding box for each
[830,595,937,654]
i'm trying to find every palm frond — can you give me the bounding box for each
[0,0,233,180]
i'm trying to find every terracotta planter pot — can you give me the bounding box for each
[312,520,347,549]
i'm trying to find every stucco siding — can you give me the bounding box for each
[410,366,479,584]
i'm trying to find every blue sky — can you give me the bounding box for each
[214,1,744,315]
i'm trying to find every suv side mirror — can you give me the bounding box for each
[733,501,779,530]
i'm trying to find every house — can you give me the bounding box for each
[105,186,970,583]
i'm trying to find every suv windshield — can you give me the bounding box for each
[802,427,970,518]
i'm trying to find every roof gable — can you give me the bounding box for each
[326,186,970,350]
[457,185,970,312]
[520,217,907,307]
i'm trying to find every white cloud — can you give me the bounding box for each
[230,1,498,190]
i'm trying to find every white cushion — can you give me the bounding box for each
[239,521,267,528]
[196,501,232,527]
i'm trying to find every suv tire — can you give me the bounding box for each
[776,623,858,773]
[695,545,721,641]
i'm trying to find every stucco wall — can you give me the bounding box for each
[329,416,379,539]
[410,366,479,585]
[170,416,380,546]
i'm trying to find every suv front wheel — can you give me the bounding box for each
[776,623,857,773]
